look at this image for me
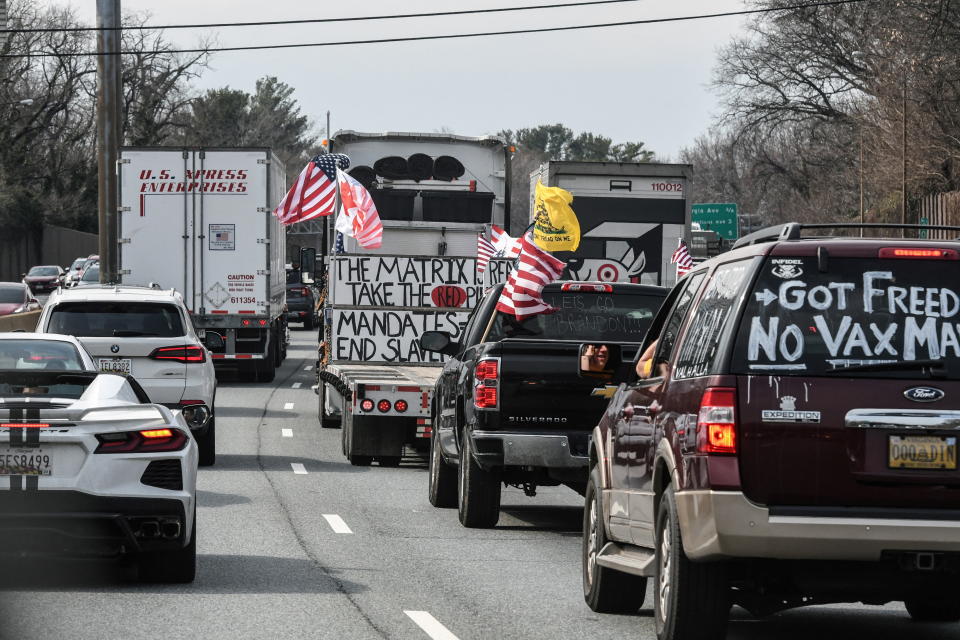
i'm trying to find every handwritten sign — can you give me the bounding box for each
[332,308,470,363]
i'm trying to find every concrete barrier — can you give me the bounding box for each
[0,311,41,333]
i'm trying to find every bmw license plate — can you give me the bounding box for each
[0,448,53,476]
[98,358,131,374]
[888,435,957,470]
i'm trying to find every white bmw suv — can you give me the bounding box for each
[37,286,219,466]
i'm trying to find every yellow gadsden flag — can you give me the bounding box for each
[532,181,580,252]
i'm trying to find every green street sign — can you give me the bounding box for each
[919,216,929,239]
[692,203,739,240]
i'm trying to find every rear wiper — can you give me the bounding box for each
[112,330,157,337]
[825,359,947,377]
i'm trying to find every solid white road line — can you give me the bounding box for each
[282,429,293,438]
[292,382,302,389]
[322,514,353,534]
[304,365,313,371]
[404,611,459,640]
[291,463,308,474]
[284,402,295,410]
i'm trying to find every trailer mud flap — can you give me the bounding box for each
[345,413,414,458]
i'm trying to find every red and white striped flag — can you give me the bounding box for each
[477,234,495,274]
[273,154,347,225]
[671,239,694,277]
[491,224,521,258]
[495,232,566,320]
[335,168,383,249]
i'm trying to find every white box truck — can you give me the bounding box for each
[317,131,511,466]
[117,147,288,381]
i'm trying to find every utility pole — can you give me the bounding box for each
[96,0,121,283]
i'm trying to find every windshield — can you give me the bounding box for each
[0,370,95,399]
[486,291,663,342]
[0,339,86,371]
[0,287,24,304]
[732,255,960,378]
[47,302,185,338]
[80,265,100,282]
[70,258,86,270]
[28,266,58,276]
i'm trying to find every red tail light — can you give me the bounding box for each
[879,248,959,260]
[377,400,391,413]
[696,387,737,455]
[1,423,49,429]
[300,287,310,296]
[95,428,188,453]
[360,399,375,412]
[394,399,408,413]
[149,345,206,363]
[474,358,500,409]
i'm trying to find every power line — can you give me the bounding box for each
[0,0,647,34]
[0,0,874,59]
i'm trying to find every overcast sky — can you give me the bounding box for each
[58,0,752,159]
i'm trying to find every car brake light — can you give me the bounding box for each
[149,345,206,363]
[377,400,391,413]
[394,399,408,413]
[95,428,187,453]
[474,358,500,409]
[301,287,310,296]
[561,283,613,292]
[878,248,959,260]
[0,423,49,429]
[360,399,375,412]
[696,387,737,455]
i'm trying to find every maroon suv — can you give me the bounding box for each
[583,223,960,640]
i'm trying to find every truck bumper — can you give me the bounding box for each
[676,489,960,561]
[470,430,589,469]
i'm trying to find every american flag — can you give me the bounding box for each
[477,234,495,274]
[273,153,349,225]
[491,224,521,258]
[335,167,383,249]
[671,239,694,276]
[495,232,566,320]
[333,231,345,255]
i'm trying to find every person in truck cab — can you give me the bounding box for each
[581,344,610,373]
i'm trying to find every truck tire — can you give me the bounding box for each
[904,596,960,622]
[137,510,196,584]
[428,428,457,508]
[196,418,216,467]
[318,384,341,429]
[349,454,372,466]
[654,485,729,640]
[256,340,277,383]
[583,466,646,612]
[457,431,501,528]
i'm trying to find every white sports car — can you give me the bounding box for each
[0,334,198,582]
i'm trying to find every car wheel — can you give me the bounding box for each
[196,418,216,467]
[457,430,501,528]
[583,466,647,612]
[905,596,960,622]
[428,427,457,508]
[137,510,197,584]
[654,485,729,640]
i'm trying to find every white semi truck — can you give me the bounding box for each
[117,147,289,381]
[317,131,511,466]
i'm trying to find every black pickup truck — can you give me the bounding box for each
[419,281,667,528]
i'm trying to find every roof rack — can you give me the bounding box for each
[732,222,960,249]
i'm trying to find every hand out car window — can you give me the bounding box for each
[47,302,185,338]
[731,255,960,378]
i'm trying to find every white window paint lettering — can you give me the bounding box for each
[828,282,855,310]
[748,316,779,361]
[779,280,806,311]
[887,287,909,314]
[904,316,940,360]
[842,322,873,357]
[940,323,960,358]
[863,271,894,313]
[779,325,804,361]
[870,323,899,356]
[910,286,929,316]
[924,287,941,318]
[942,288,960,319]
[807,285,833,311]
[814,314,852,357]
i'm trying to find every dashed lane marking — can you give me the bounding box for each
[322,514,353,534]
[304,365,313,371]
[284,402,295,410]
[292,382,302,389]
[282,429,293,438]
[291,463,308,474]
[404,611,459,640]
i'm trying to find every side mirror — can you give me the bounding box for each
[578,343,623,380]
[419,331,459,356]
[204,332,225,350]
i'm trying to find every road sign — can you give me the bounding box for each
[692,203,739,240]
[919,216,929,239]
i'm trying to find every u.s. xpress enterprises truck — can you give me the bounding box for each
[118,147,288,382]
[317,131,511,466]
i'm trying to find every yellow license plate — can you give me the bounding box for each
[889,435,957,470]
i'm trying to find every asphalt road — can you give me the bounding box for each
[1,332,959,639]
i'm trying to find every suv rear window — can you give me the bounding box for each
[486,291,662,342]
[732,255,960,378]
[47,302,185,338]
